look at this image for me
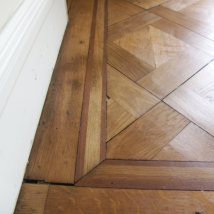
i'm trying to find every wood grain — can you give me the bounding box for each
[107,65,159,118]
[77,160,214,190]
[151,18,214,57]
[107,102,189,160]
[165,61,214,136]
[107,98,135,141]
[25,0,95,183]
[128,0,168,9]
[153,123,214,161]
[75,0,107,181]
[150,6,214,41]
[14,184,49,214]
[108,11,160,42]
[44,186,214,214]
[108,0,143,26]
[107,42,154,81]
[138,48,211,98]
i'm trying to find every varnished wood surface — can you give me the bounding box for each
[15,184,214,214]
[153,123,214,161]
[15,0,214,211]
[165,61,214,136]
[128,0,168,9]
[107,65,159,118]
[107,102,189,160]
[15,184,49,214]
[108,0,143,26]
[138,48,211,98]
[75,0,107,182]
[107,42,154,81]
[77,160,214,190]
[25,0,107,184]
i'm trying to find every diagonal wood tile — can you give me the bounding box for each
[107,98,136,141]
[107,64,159,118]
[163,0,214,27]
[114,25,193,68]
[128,0,168,9]
[138,48,212,99]
[107,42,154,82]
[108,0,144,26]
[108,11,160,42]
[153,123,214,161]
[165,61,214,136]
[151,5,214,40]
[77,160,214,191]
[151,18,214,57]
[106,102,189,160]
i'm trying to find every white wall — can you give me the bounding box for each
[0,0,67,213]
[0,0,24,31]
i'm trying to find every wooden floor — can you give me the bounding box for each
[15,0,214,213]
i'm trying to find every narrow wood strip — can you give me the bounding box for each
[107,42,154,81]
[150,6,214,41]
[14,184,49,214]
[108,11,160,42]
[76,160,214,190]
[25,0,95,183]
[75,0,107,181]
[44,186,214,214]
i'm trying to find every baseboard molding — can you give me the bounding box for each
[0,0,67,213]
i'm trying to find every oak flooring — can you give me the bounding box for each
[107,102,189,160]
[15,184,214,214]
[15,0,214,212]
[165,61,214,136]
[77,160,214,190]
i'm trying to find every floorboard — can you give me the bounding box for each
[14,184,49,214]
[77,160,214,191]
[15,184,214,214]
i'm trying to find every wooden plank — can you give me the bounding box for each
[106,102,189,160]
[76,160,214,190]
[107,65,159,118]
[14,184,49,214]
[150,6,214,41]
[153,123,214,161]
[75,0,107,181]
[138,48,211,99]
[25,0,95,183]
[44,186,214,214]
[107,98,135,141]
[151,19,214,57]
[128,0,168,9]
[108,0,144,26]
[107,42,154,81]
[108,11,160,42]
[164,61,214,136]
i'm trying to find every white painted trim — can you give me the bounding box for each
[0,0,67,213]
[0,0,54,113]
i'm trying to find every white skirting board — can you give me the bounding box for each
[0,0,68,213]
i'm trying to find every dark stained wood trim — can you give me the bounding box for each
[76,160,214,190]
[74,0,98,183]
[75,0,107,182]
[100,0,108,161]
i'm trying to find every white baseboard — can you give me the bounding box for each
[0,0,67,213]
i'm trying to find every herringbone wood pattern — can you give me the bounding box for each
[15,0,214,213]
